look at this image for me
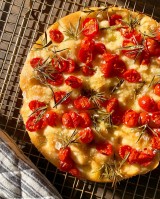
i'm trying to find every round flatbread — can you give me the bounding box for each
[20,6,160,183]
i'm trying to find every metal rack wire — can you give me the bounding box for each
[0,0,160,198]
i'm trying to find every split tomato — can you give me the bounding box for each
[123,109,139,127]
[106,97,119,113]
[30,57,43,68]
[74,96,91,110]
[96,141,113,156]
[49,29,64,43]
[29,100,46,111]
[47,73,64,86]
[54,91,71,105]
[123,69,141,83]
[138,95,157,112]
[65,76,82,89]
[82,18,99,37]
[109,14,122,26]
[79,127,94,144]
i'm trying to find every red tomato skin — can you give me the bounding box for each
[62,113,74,128]
[82,18,99,37]
[26,115,44,132]
[106,98,119,113]
[79,112,92,128]
[65,58,76,73]
[145,38,160,56]
[109,14,122,26]
[59,159,74,172]
[93,43,107,55]
[81,37,95,49]
[54,91,71,105]
[123,109,139,127]
[69,167,80,178]
[151,136,160,150]
[137,150,155,166]
[47,73,64,86]
[65,76,82,89]
[140,50,151,65]
[96,142,113,156]
[52,58,67,73]
[44,110,58,127]
[138,95,157,112]
[149,112,160,128]
[122,40,139,59]
[119,145,132,159]
[82,64,95,76]
[69,111,83,128]
[58,147,71,162]
[155,27,160,41]
[49,29,64,43]
[79,127,94,144]
[29,100,46,111]
[30,57,43,68]
[128,149,140,164]
[139,112,151,125]
[111,110,124,125]
[74,96,91,110]
[157,101,160,111]
[123,69,141,83]
[101,53,126,77]
[78,47,93,63]
[154,83,160,96]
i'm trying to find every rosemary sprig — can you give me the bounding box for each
[53,91,72,108]
[82,88,106,108]
[135,124,158,143]
[148,75,160,88]
[133,81,145,99]
[58,17,83,40]
[82,6,108,16]
[121,13,141,30]
[119,152,130,169]
[91,110,116,132]
[29,105,48,123]
[58,129,79,148]
[110,79,124,94]
[34,31,52,50]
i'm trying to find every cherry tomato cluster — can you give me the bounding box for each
[119,145,156,166]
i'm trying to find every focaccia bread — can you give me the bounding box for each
[20,6,160,183]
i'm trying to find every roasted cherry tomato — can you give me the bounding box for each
[154,83,160,96]
[93,42,107,55]
[59,159,74,172]
[29,100,46,111]
[26,115,44,132]
[119,145,132,159]
[78,47,93,63]
[111,109,124,125]
[47,73,64,86]
[79,112,92,128]
[58,147,71,162]
[157,101,160,111]
[145,38,160,56]
[140,50,151,65]
[123,69,141,83]
[123,109,139,127]
[69,111,83,128]
[96,141,113,156]
[82,18,99,37]
[138,95,157,112]
[65,58,77,73]
[139,112,151,125]
[109,14,122,26]
[43,110,58,127]
[106,97,119,113]
[74,96,91,110]
[151,136,160,150]
[137,149,155,166]
[65,76,82,89]
[82,64,95,76]
[62,112,74,128]
[49,29,64,43]
[69,167,80,178]
[101,53,126,77]
[52,58,67,73]
[120,29,142,43]
[30,57,43,68]
[54,91,71,105]
[155,27,160,41]
[122,40,140,59]
[128,149,140,164]
[149,112,160,128]
[79,127,94,144]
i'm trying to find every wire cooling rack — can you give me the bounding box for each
[0,0,160,198]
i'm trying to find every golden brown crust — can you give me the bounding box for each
[20,6,160,183]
